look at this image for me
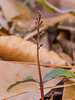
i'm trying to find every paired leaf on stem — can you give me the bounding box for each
[7,69,75,92]
[7,76,40,92]
[43,68,75,84]
[36,0,75,15]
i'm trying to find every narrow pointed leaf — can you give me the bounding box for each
[43,68,75,84]
[7,76,40,92]
[36,0,75,15]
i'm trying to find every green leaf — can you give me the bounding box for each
[35,0,75,15]
[36,0,44,4]
[43,68,75,84]
[7,76,40,92]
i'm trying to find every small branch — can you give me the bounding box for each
[31,36,37,44]
[40,31,45,37]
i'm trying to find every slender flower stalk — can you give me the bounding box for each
[35,11,44,100]
[27,11,45,100]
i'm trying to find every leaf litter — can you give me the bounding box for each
[0,0,75,100]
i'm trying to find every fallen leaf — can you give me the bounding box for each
[9,20,35,36]
[0,0,32,21]
[57,39,73,57]
[0,0,20,20]
[0,36,66,65]
[0,10,9,30]
[57,31,69,41]
[40,33,49,49]
[10,0,32,21]
[0,17,9,30]
[62,79,75,100]
[58,52,72,65]
[60,0,75,10]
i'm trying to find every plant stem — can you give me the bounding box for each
[37,38,44,100]
[37,12,44,100]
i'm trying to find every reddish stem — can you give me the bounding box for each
[37,12,44,100]
[40,84,44,100]
[37,40,44,100]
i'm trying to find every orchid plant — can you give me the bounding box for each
[7,12,75,100]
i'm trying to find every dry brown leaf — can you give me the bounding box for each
[40,33,49,49]
[57,31,68,41]
[60,0,75,10]
[0,0,32,21]
[58,52,72,65]
[58,39,73,57]
[9,20,35,36]
[0,10,9,30]
[10,0,32,21]
[0,0,20,20]
[0,17,9,30]
[62,79,75,100]
[0,61,62,100]
[0,36,66,65]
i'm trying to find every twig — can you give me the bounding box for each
[57,25,75,32]
[3,61,75,69]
